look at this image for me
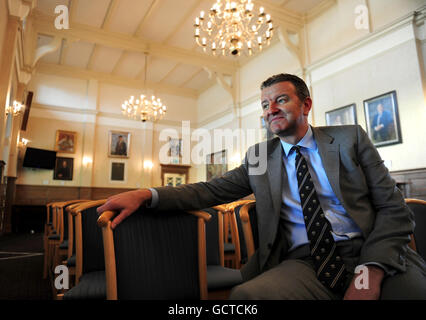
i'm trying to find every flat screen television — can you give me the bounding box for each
[23,147,57,170]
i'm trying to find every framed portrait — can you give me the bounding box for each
[206,149,227,181]
[53,157,73,180]
[164,173,186,187]
[325,104,357,126]
[110,161,126,182]
[364,91,402,147]
[260,116,274,141]
[108,131,130,158]
[55,130,76,154]
[167,138,182,164]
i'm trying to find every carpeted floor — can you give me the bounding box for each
[0,232,51,300]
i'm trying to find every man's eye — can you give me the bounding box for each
[262,104,269,110]
[277,97,287,104]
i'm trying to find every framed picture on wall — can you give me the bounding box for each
[55,130,76,154]
[364,91,402,147]
[53,157,73,180]
[325,104,357,126]
[167,138,182,164]
[110,161,126,182]
[164,173,186,187]
[108,131,130,158]
[206,150,227,181]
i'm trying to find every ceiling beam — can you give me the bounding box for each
[162,0,203,44]
[253,0,304,29]
[180,68,204,87]
[33,10,238,74]
[36,62,199,99]
[101,0,119,30]
[134,0,161,37]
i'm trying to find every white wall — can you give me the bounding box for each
[20,73,198,188]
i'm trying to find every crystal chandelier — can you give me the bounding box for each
[194,0,273,56]
[6,100,25,116]
[121,54,167,122]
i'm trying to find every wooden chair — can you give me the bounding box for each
[43,202,57,279]
[216,200,256,269]
[63,202,87,286]
[405,198,426,261]
[238,199,426,262]
[235,201,258,261]
[43,202,63,279]
[52,200,89,272]
[203,207,243,300]
[97,207,211,300]
[61,200,107,300]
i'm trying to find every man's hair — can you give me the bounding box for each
[260,74,310,102]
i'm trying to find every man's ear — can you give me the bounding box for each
[303,97,313,116]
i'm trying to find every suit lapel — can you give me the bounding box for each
[267,138,284,217]
[312,127,344,204]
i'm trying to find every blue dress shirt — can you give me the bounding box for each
[279,126,362,252]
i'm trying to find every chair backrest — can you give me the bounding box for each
[219,200,255,268]
[234,205,248,264]
[45,202,54,226]
[203,207,224,266]
[405,198,426,261]
[57,200,89,244]
[236,202,258,260]
[98,207,211,300]
[70,200,107,283]
[66,202,88,260]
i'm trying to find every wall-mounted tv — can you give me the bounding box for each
[23,147,57,170]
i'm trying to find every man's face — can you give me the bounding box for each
[377,104,384,114]
[261,81,311,137]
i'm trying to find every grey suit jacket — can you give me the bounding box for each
[154,125,414,278]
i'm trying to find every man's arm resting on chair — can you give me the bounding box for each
[97,189,153,229]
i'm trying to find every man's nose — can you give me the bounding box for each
[266,102,280,116]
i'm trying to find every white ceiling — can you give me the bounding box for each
[34,0,328,97]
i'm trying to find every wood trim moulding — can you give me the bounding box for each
[304,0,337,23]
[14,185,138,205]
[35,62,199,99]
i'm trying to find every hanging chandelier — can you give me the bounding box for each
[121,54,167,122]
[194,0,273,56]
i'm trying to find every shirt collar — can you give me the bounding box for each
[280,125,317,157]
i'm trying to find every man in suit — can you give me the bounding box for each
[97,74,426,299]
[114,135,127,156]
[372,103,393,142]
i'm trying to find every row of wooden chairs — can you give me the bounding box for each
[231,198,426,265]
[42,198,258,300]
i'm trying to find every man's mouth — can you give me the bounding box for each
[269,116,285,124]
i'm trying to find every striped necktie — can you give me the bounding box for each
[293,145,347,292]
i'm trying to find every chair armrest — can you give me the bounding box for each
[239,202,256,259]
[97,210,118,228]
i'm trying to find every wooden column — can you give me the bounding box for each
[0,16,20,162]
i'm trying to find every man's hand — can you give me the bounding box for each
[97,189,152,229]
[343,265,385,300]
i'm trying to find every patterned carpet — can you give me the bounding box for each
[0,233,51,300]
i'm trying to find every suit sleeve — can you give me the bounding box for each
[356,125,414,273]
[153,155,253,212]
